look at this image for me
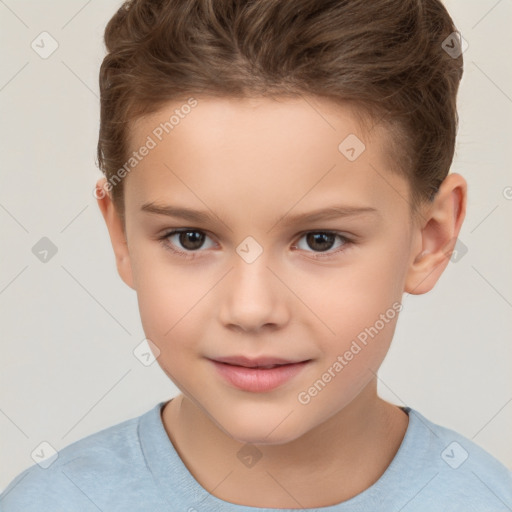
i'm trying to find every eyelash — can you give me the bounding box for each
[158,229,353,261]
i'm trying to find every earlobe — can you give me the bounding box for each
[95,178,136,290]
[405,173,467,295]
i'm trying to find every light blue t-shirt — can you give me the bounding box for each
[1,401,511,511]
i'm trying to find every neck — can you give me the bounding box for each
[161,381,409,508]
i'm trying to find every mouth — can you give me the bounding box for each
[210,355,310,368]
[208,356,312,392]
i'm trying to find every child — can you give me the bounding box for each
[2,0,511,510]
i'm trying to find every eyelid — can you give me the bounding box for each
[291,231,353,259]
[159,228,217,258]
[158,228,354,260]
[157,227,217,245]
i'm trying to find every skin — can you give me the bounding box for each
[96,95,466,508]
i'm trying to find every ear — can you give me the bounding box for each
[95,178,135,290]
[405,173,467,295]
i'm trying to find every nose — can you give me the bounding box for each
[218,251,289,333]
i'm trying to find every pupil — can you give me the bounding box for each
[177,232,335,252]
[307,233,334,252]
[180,231,204,250]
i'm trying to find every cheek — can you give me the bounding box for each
[297,252,404,340]
[135,273,205,385]
[130,248,206,350]
[291,243,406,389]
[296,286,401,416]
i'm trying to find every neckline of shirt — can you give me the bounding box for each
[138,400,426,511]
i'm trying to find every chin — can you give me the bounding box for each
[216,410,312,446]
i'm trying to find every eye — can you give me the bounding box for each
[159,229,352,260]
[292,231,351,259]
[159,229,215,259]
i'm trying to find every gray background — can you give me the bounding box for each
[1,0,511,492]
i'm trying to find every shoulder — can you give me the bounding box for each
[0,406,161,511]
[399,407,512,510]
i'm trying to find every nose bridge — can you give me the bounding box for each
[218,238,288,331]
[231,240,276,304]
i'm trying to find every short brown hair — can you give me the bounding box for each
[97,0,463,220]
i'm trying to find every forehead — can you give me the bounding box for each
[125,96,409,219]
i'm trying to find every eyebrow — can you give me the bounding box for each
[141,202,379,227]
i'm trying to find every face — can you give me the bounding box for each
[112,96,421,444]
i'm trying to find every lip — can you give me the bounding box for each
[211,355,306,368]
[208,356,312,393]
